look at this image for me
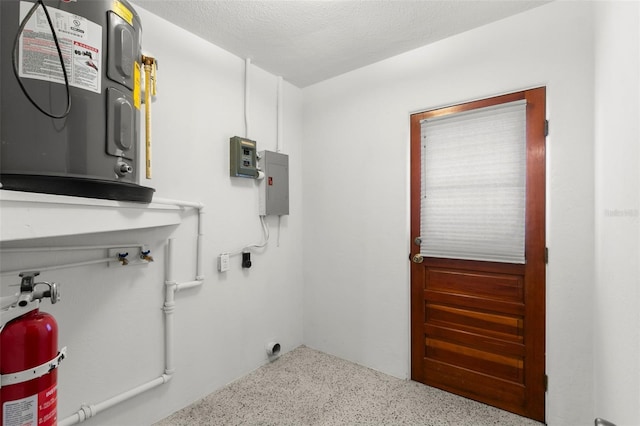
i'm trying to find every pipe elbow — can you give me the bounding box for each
[162,372,174,383]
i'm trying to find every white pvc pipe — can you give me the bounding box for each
[92,375,172,414]
[245,57,251,139]
[277,76,283,153]
[153,197,205,280]
[59,238,191,425]
[175,280,202,292]
[0,244,146,253]
[152,197,205,280]
[196,208,205,280]
[276,76,284,245]
[1,257,113,277]
[164,296,175,377]
[59,197,205,425]
[164,239,176,376]
[166,237,175,285]
[59,376,171,426]
[152,197,204,210]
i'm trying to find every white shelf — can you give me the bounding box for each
[0,190,182,242]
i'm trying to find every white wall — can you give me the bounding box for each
[1,4,304,425]
[302,2,596,424]
[594,2,640,425]
[5,1,639,425]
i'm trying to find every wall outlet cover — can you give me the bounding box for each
[218,253,230,272]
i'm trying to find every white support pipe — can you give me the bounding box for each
[89,374,172,414]
[277,76,283,153]
[0,244,146,253]
[1,244,149,276]
[153,197,205,281]
[164,239,177,376]
[276,76,284,245]
[59,375,171,426]
[1,257,113,277]
[245,57,251,139]
[59,199,203,425]
[175,280,203,292]
[152,197,204,210]
[195,207,205,280]
[165,237,175,284]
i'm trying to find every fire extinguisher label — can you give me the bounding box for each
[2,384,56,426]
[37,385,57,426]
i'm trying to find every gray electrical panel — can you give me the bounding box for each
[259,151,289,216]
[230,136,258,178]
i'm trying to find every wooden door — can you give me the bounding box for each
[410,88,546,422]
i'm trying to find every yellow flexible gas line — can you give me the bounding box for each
[141,55,156,179]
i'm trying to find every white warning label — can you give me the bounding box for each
[18,1,102,94]
[2,394,36,426]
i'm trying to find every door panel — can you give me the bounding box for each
[421,259,526,410]
[410,88,546,422]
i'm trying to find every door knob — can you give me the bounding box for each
[412,254,424,264]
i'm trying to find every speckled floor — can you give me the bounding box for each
[154,346,543,426]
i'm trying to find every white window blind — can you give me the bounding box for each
[420,99,527,264]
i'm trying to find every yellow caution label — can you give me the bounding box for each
[133,62,141,109]
[113,0,134,25]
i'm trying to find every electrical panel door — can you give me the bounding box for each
[259,151,289,216]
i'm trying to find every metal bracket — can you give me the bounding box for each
[0,347,67,388]
[19,271,40,293]
[0,298,40,331]
[1,274,60,330]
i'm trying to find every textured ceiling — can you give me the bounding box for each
[132,1,550,88]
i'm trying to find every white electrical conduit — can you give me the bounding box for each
[276,75,284,246]
[225,215,269,258]
[276,76,283,154]
[245,58,251,139]
[59,199,204,426]
[240,59,277,253]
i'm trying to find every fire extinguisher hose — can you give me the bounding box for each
[0,347,66,388]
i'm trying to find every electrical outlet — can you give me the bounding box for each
[218,253,230,272]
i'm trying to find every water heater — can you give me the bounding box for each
[0,0,154,202]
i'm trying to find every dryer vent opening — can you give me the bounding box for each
[266,342,281,358]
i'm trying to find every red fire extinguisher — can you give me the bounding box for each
[1,272,65,426]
